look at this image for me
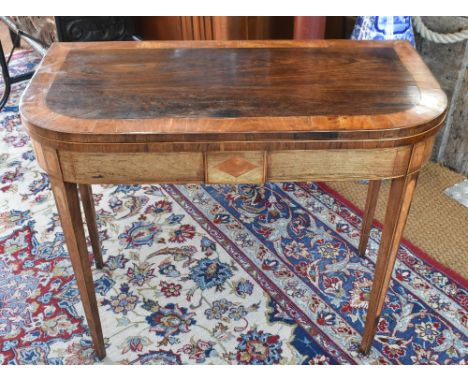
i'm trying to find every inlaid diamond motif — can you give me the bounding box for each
[215,156,258,178]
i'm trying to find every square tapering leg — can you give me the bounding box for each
[79,184,104,269]
[360,173,418,354]
[358,180,382,257]
[50,178,106,360]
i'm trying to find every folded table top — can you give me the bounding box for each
[20,40,447,144]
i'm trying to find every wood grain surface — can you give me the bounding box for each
[46,47,416,119]
[20,40,447,145]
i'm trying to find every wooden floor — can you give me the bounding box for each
[328,162,468,280]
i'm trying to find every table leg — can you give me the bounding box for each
[358,180,382,256]
[360,173,418,354]
[50,178,106,360]
[78,184,104,269]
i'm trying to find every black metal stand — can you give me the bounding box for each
[0,40,35,111]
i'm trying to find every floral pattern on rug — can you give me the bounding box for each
[0,51,467,365]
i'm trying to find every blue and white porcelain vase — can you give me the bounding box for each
[351,16,415,47]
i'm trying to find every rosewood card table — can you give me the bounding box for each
[20,40,447,360]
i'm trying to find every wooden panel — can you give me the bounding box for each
[267,147,412,181]
[136,17,294,41]
[59,152,204,184]
[46,46,418,120]
[293,17,326,39]
[325,16,347,39]
[135,16,183,40]
[212,17,277,40]
[181,17,214,40]
[207,151,265,184]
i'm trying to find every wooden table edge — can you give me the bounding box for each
[19,40,448,143]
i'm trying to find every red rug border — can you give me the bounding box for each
[316,182,468,290]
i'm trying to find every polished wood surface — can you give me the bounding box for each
[47,46,419,119]
[50,45,417,119]
[21,40,446,145]
[20,40,447,360]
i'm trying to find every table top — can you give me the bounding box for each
[20,40,447,144]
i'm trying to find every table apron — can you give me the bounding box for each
[32,136,435,184]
